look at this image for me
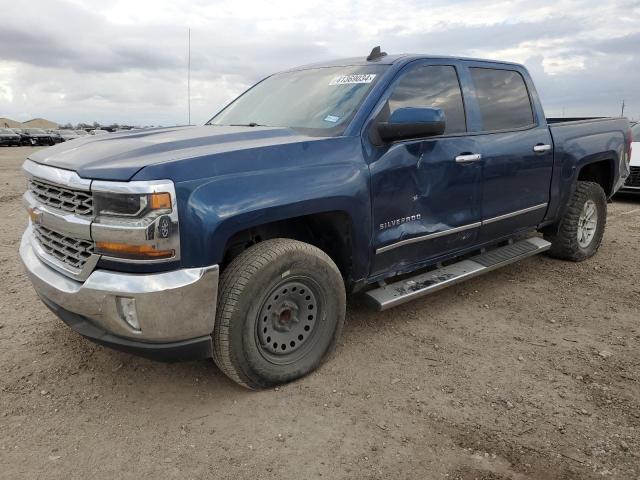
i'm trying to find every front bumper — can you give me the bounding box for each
[620,166,640,192]
[20,229,219,360]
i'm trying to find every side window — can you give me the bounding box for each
[387,65,466,134]
[469,68,535,131]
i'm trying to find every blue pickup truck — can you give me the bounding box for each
[20,48,632,389]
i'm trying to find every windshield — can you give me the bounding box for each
[0,128,13,134]
[208,65,388,136]
[631,123,640,138]
[28,129,46,134]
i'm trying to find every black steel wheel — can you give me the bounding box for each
[213,238,346,389]
[256,277,322,363]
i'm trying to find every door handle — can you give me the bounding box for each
[455,153,482,163]
[533,144,551,153]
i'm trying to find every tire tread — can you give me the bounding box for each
[213,239,344,389]
[544,181,607,261]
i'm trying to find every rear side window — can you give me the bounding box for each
[387,65,466,134]
[469,68,534,131]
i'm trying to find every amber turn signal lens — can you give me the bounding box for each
[27,207,39,222]
[96,241,174,259]
[148,192,171,210]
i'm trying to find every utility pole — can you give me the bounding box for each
[620,99,625,118]
[188,28,191,125]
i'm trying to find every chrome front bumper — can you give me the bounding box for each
[20,227,219,343]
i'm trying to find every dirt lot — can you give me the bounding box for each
[1,146,639,479]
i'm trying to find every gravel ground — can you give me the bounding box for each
[1,146,639,480]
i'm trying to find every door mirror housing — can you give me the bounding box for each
[377,107,446,142]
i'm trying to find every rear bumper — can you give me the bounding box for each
[20,229,219,360]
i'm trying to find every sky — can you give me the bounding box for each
[0,0,638,126]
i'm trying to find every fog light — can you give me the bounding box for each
[116,297,140,330]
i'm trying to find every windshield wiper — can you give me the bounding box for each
[229,122,265,127]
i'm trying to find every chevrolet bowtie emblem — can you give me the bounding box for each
[27,207,43,225]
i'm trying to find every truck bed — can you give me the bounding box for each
[547,116,614,125]
[548,116,629,141]
[544,116,630,221]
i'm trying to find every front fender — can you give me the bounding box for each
[176,162,372,280]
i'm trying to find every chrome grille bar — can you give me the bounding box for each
[33,225,94,270]
[28,178,93,216]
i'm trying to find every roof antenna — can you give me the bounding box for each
[367,46,387,61]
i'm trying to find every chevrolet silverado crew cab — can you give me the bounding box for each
[20,48,632,389]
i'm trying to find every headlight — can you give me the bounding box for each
[94,192,172,217]
[91,180,180,263]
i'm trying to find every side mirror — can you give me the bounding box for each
[377,107,446,142]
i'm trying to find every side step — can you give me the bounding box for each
[364,237,551,311]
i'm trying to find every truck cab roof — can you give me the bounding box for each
[289,52,524,71]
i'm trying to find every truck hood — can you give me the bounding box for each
[27,125,320,181]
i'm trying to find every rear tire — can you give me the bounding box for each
[544,181,606,261]
[213,238,346,389]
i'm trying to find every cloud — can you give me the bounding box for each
[0,0,638,125]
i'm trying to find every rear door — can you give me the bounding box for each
[367,60,483,277]
[459,63,553,241]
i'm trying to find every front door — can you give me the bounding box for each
[368,62,483,277]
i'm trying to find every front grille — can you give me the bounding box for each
[28,178,93,216]
[33,225,94,270]
[626,166,640,187]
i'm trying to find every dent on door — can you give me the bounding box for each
[370,137,482,275]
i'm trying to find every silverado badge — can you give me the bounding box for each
[380,214,421,230]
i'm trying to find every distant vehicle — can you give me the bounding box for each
[89,129,109,135]
[619,122,639,193]
[47,130,63,144]
[0,128,22,146]
[24,128,55,146]
[58,129,80,142]
[75,130,89,136]
[11,128,35,146]
[19,50,632,389]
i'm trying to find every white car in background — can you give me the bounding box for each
[620,122,640,193]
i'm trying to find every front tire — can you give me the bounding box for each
[544,181,607,261]
[213,239,346,389]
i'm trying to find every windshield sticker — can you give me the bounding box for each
[324,115,341,123]
[329,74,376,85]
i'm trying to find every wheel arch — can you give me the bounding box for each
[220,210,359,286]
[576,156,616,196]
[542,154,616,236]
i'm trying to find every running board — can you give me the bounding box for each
[364,237,551,311]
